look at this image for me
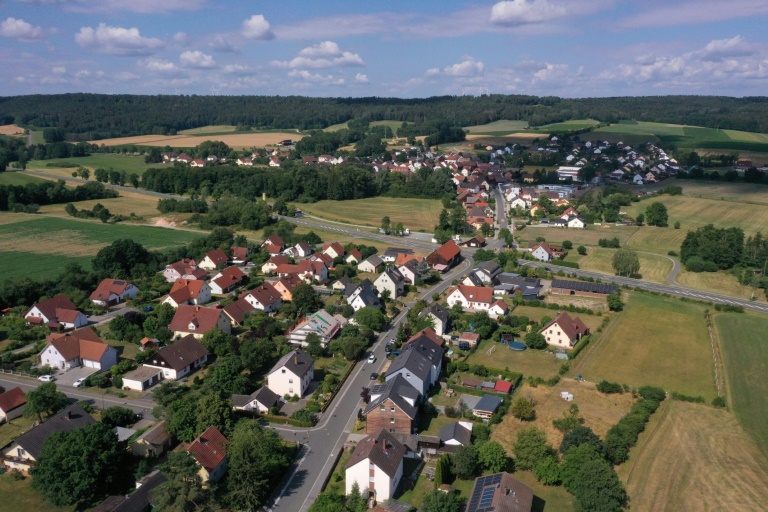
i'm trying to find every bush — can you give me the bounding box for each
[577,245,587,255]
[638,386,666,403]
[290,409,315,424]
[671,392,705,403]
[712,396,727,408]
[596,380,623,394]
[603,398,664,464]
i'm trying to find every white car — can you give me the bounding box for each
[367,354,376,364]
[73,377,86,388]
[38,375,55,382]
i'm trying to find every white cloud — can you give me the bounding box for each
[223,64,251,75]
[173,32,189,45]
[696,35,753,61]
[142,57,180,73]
[273,13,396,40]
[354,73,369,83]
[272,41,365,69]
[427,58,484,77]
[179,50,216,69]
[490,0,567,26]
[52,66,66,74]
[288,69,345,85]
[242,14,274,40]
[75,23,164,56]
[0,17,44,42]
[209,36,239,53]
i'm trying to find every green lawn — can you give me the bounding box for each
[463,120,529,134]
[0,415,36,448]
[0,172,48,186]
[589,121,768,151]
[27,154,157,176]
[0,473,72,511]
[529,119,601,133]
[293,197,442,232]
[715,313,768,457]
[573,292,717,400]
[466,338,564,379]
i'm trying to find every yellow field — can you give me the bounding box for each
[620,401,768,512]
[0,124,25,136]
[521,225,639,247]
[90,131,304,149]
[578,249,673,284]
[676,269,763,301]
[294,197,442,232]
[37,194,161,218]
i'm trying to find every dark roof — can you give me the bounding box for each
[439,421,472,445]
[420,303,449,326]
[464,273,485,287]
[232,386,280,409]
[364,374,419,419]
[476,260,501,277]
[383,247,414,258]
[269,348,314,378]
[0,386,26,413]
[147,335,208,372]
[474,395,504,413]
[13,403,95,459]
[134,421,171,447]
[551,279,618,294]
[345,429,405,478]
[466,472,534,512]
[386,346,432,383]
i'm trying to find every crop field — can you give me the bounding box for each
[715,313,768,457]
[573,292,717,400]
[324,120,404,133]
[671,181,768,204]
[463,120,529,134]
[293,197,442,232]
[0,216,201,281]
[519,224,638,248]
[577,249,673,284]
[27,154,156,176]
[529,119,601,133]
[37,194,162,218]
[620,400,768,512]
[88,131,304,149]
[0,172,47,186]
[179,125,237,135]
[0,124,25,136]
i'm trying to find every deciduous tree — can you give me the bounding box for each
[24,382,69,422]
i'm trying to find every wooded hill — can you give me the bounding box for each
[2,94,768,140]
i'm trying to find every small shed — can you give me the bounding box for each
[560,391,574,401]
[494,380,513,394]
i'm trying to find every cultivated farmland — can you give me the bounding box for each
[293,197,442,232]
[27,154,156,176]
[572,292,717,400]
[88,131,304,149]
[529,119,601,133]
[620,400,768,512]
[463,120,529,135]
[518,224,638,248]
[0,124,25,137]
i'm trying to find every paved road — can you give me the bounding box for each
[267,255,474,512]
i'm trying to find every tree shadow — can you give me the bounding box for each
[532,495,547,512]
[280,468,307,498]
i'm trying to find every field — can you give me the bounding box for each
[577,249,673,284]
[715,313,768,457]
[0,124,25,136]
[670,181,768,204]
[675,270,761,301]
[179,125,237,135]
[463,120,529,135]
[27,154,156,176]
[0,216,202,281]
[0,473,71,511]
[293,197,442,232]
[88,131,304,149]
[573,292,717,400]
[37,194,162,218]
[518,225,639,248]
[529,119,600,133]
[323,120,403,134]
[620,400,768,512]
[466,339,564,380]
[0,172,48,186]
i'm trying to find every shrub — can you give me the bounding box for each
[596,380,623,394]
[638,386,666,403]
[671,392,705,403]
[712,396,727,408]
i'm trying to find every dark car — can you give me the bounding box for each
[370,372,378,380]
[544,266,552,271]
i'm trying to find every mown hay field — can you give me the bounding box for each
[573,292,717,400]
[463,120,529,134]
[89,131,304,149]
[577,248,673,284]
[0,124,25,136]
[294,197,442,232]
[27,154,156,175]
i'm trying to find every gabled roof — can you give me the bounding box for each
[167,259,207,280]
[407,327,444,348]
[449,284,494,304]
[381,266,405,285]
[244,282,282,307]
[550,279,618,295]
[168,306,225,334]
[269,348,314,378]
[222,297,255,325]
[211,266,245,291]
[364,374,419,420]
[322,241,345,256]
[203,248,228,266]
[232,386,280,409]
[467,472,533,512]
[427,240,461,265]
[46,327,110,362]
[89,279,134,302]
[13,404,95,459]
[168,279,209,304]
[394,253,422,266]
[25,294,79,321]
[264,254,289,267]
[345,429,405,478]
[383,247,414,259]
[439,421,472,445]
[0,386,25,413]
[419,304,449,326]
[148,335,208,371]
[185,426,228,471]
[387,344,433,382]
[262,235,285,248]
[474,394,504,413]
[476,260,501,277]
[361,255,384,268]
[230,246,249,261]
[540,312,589,341]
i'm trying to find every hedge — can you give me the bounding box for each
[604,390,665,465]
[568,335,592,360]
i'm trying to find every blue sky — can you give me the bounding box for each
[2,0,768,98]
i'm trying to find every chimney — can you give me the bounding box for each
[294,356,298,365]
[67,409,72,419]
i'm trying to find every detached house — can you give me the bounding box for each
[0,387,26,424]
[241,282,282,312]
[539,312,589,350]
[89,279,139,307]
[346,279,381,311]
[269,274,303,302]
[364,374,420,435]
[358,255,384,273]
[143,334,209,380]
[345,429,405,503]
[163,279,212,308]
[418,304,450,336]
[322,242,345,260]
[286,309,345,347]
[168,306,231,339]
[185,426,229,484]
[267,349,314,398]
[261,235,285,253]
[530,242,563,262]
[24,294,88,330]
[426,240,462,272]
[446,284,494,312]
[385,337,444,397]
[374,267,406,298]
[466,473,533,512]
[262,255,289,275]
[229,246,250,265]
[232,386,280,414]
[397,259,419,285]
[40,327,118,371]
[163,258,207,282]
[209,266,246,295]
[199,249,229,271]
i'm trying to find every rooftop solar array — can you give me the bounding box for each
[467,473,503,511]
[551,279,618,294]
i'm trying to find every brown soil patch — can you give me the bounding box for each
[90,132,305,149]
[0,124,25,136]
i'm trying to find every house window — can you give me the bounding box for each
[390,418,395,423]
[380,405,385,411]
[369,476,375,482]
[289,379,293,384]
[406,373,410,378]
[289,388,293,393]
[282,369,286,373]
[390,406,395,412]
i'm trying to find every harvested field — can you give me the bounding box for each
[90,131,305,149]
[37,194,161,218]
[621,400,768,512]
[578,248,673,284]
[463,120,529,134]
[519,225,638,248]
[676,269,762,301]
[27,154,155,175]
[573,292,717,400]
[465,133,543,142]
[0,124,25,136]
[673,181,768,204]
[294,197,442,232]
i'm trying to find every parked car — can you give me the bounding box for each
[38,375,55,382]
[370,372,378,380]
[73,377,86,387]
[367,353,376,364]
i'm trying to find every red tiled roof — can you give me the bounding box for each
[185,426,228,471]
[541,312,589,341]
[266,245,282,255]
[0,386,26,413]
[169,279,208,304]
[230,246,249,261]
[262,235,285,248]
[168,306,225,334]
[451,284,494,304]
[244,282,281,307]
[212,266,245,290]
[89,279,133,302]
[55,308,82,323]
[25,294,78,322]
[427,240,461,265]
[204,248,228,266]
[265,255,289,267]
[407,327,443,348]
[494,381,513,393]
[491,300,509,312]
[394,253,423,266]
[47,328,109,362]
[168,259,207,280]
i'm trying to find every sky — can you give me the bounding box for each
[1,0,768,98]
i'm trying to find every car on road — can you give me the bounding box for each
[370,372,378,380]
[73,377,86,387]
[38,375,55,382]
[367,354,376,364]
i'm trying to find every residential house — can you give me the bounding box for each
[40,327,118,371]
[382,248,414,263]
[549,279,617,297]
[539,312,589,350]
[358,255,384,273]
[93,470,168,512]
[426,240,462,272]
[397,259,419,285]
[406,327,444,349]
[418,304,450,336]
[241,282,283,312]
[567,216,586,229]
[286,309,345,347]
[269,274,302,302]
[385,337,444,397]
[198,249,229,271]
[438,421,472,450]
[472,394,504,420]
[143,335,209,380]
[466,473,533,512]
[0,387,26,423]
[24,294,88,330]
[261,235,285,253]
[163,279,212,308]
[262,255,289,275]
[266,348,314,398]
[494,274,542,301]
[229,246,250,265]
[310,252,335,268]
[346,279,381,311]
[122,366,164,392]
[530,242,563,262]
[363,375,420,435]
[232,387,281,414]
[276,260,328,283]
[131,421,173,458]
[394,252,422,267]
[469,261,502,285]
[185,426,229,484]
[374,267,406,298]
[168,306,231,339]
[208,266,246,295]
[459,235,486,248]
[345,429,405,502]
[1,404,94,472]
[89,279,139,307]
[488,300,509,320]
[345,249,363,265]
[332,276,354,293]
[446,284,494,312]
[322,242,345,260]
[162,258,207,282]
[458,332,480,348]
[284,241,313,259]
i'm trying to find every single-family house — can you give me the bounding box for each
[473,394,504,420]
[276,260,328,283]
[1,404,94,472]
[269,274,302,302]
[539,312,589,350]
[131,421,173,458]
[24,294,88,330]
[168,306,231,339]
[439,421,472,449]
[262,255,289,275]
[426,240,462,272]
[286,309,345,347]
[397,259,419,285]
[345,249,363,265]
[446,284,494,312]
[488,300,509,320]
[459,235,486,248]
[89,279,139,307]
[530,242,561,262]
[163,279,212,308]
[266,348,314,398]
[284,241,313,259]
[261,235,285,253]
[0,387,26,423]
[470,261,502,284]
[143,335,209,380]
[332,276,354,293]
[385,337,444,397]
[122,366,164,392]
[418,304,450,336]
[358,255,384,273]
[363,374,420,435]
[162,258,207,282]
[185,426,229,483]
[466,473,533,512]
[345,429,405,502]
[198,249,229,270]
[567,216,586,229]
[240,282,282,312]
[232,386,281,414]
[374,267,406,298]
[208,266,246,295]
[40,327,118,371]
[229,246,250,265]
[406,327,444,349]
[382,247,414,263]
[346,279,381,311]
[458,332,480,348]
[322,242,345,260]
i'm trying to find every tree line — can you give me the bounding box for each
[0,179,117,212]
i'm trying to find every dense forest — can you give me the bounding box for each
[2,94,768,140]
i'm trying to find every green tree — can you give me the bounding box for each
[524,331,547,350]
[533,455,561,485]
[31,422,128,507]
[451,444,480,480]
[612,249,640,277]
[305,332,325,357]
[204,357,250,396]
[513,427,553,471]
[100,406,137,428]
[292,283,323,316]
[635,213,645,226]
[308,493,347,512]
[562,240,573,250]
[433,453,452,488]
[560,425,605,456]
[607,292,624,311]
[24,382,69,422]
[645,202,668,227]
[577,245,587,255]
[560,444,603,492]
[91,239,156,279]
[479,440,509,472]
[674,221,681,229]
[195,393,235,436]
[201,327,236,357]
[421,489,466,512]
[570,458,629,512]
[510,395,537,422]
[354,306,386,331]
[346,482,367,512]
[154,451,220,511]
[480,222,493,238]
[381,216,391,234]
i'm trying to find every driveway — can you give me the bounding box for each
[54,366,100,387]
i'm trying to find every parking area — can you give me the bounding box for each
[53,366,100,387]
